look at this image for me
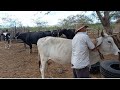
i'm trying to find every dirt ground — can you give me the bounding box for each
[0,41,119,79]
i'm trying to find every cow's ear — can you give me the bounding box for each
[96,37,103,46]
[101,30,109,37]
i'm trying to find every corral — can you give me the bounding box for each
[0,40,118,78]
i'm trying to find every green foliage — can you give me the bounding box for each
[0,23,116,33]
[24,25,61,32]
[58,14,93,29]
[88,23,103,31]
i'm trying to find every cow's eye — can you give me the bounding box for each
[108,41,111,43]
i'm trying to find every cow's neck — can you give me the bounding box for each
[89,50,101,65]
[89,38,104,65]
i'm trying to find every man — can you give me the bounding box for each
[71,24,96,78]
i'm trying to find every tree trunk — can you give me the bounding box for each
[96,11,113,35]
[104,25,112,35]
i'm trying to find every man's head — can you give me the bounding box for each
[75,24,89,33]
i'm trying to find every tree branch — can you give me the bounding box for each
[96,11,105,26]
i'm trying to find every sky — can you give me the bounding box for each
[0,11,93,27]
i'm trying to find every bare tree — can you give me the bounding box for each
[96,11,112,34]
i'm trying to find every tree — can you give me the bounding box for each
[58,14,93,29]
[95,11,120,35]
[96,11,112,34]
[35,21,48,27]
[33,12,49,27]
[33,17,48,27]
[1,15,22,28]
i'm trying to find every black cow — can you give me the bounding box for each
[59,29,75,39]
[1,31,11,49]
[44,30,52,36]
[15,31,47,53]
[52,30,60,37]
[15,30,54,53]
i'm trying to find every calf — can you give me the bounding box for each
[1,31,11,49]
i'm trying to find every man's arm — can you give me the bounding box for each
[86,35,98,51]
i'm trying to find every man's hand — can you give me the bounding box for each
[91,39,99,51]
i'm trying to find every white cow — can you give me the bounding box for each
[37,32,120,78]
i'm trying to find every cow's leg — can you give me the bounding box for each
[38,52,41,74]
[7,40,11,49]
[46,60,53,78]
[29,44,32,53]
[9,39,11,48]
[40,60,47,78]
[24,43,27,49]
[5,43,7,49]
[40,55,48,78]
[8,41,9,49]
[4,40,7,49]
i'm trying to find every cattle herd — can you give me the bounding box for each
[14,29,75,53]
[0,29,120,78]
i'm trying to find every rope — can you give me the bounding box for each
[94,38,104,60]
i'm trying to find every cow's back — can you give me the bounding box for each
[37,37,72,64]
[28,31,46,44]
